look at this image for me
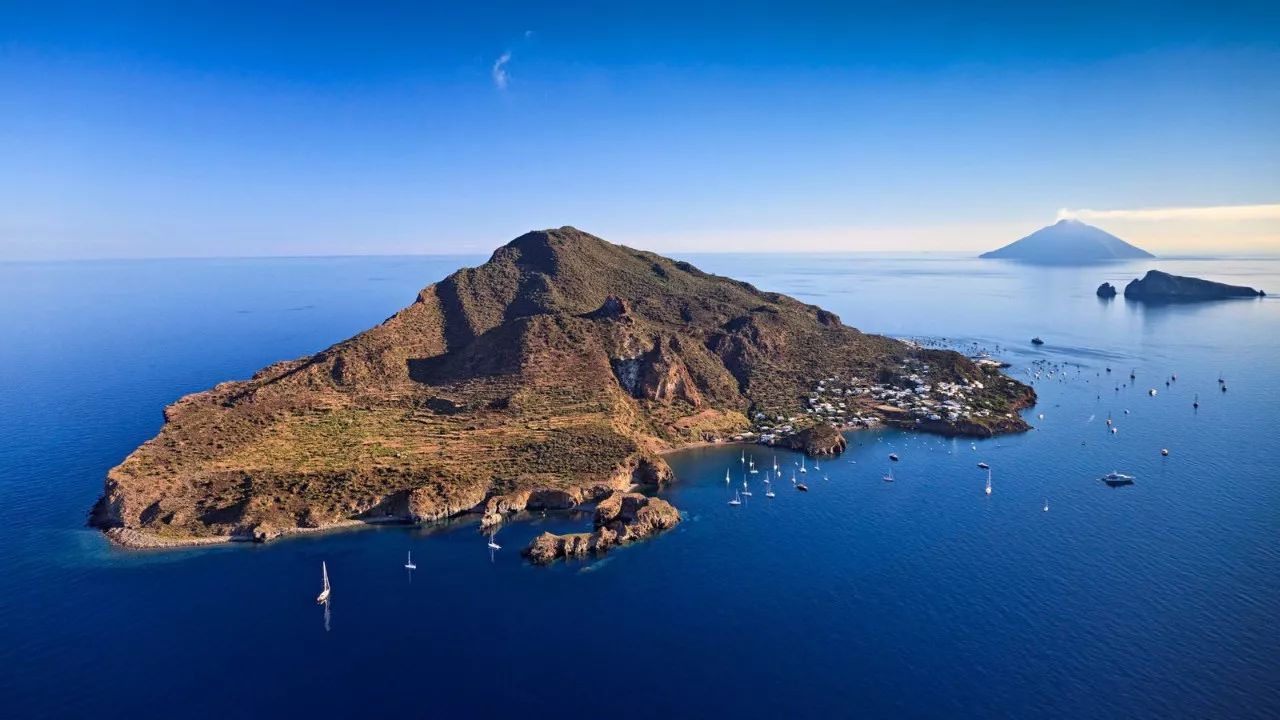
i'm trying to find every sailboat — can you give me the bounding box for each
[741,477,753,497]
[728,490,742,506]
[985,469,992,496]
[740,450,746,465]
[772,455,779,473]
[404,551,417,570]
[799,457,808,473]
[1043,499,1049,512]
[765,480,776,498]
[487,532,502,551]
[813,458,820,470]
[882,469,894,483]
[749,458,759,474]
[725,467,731,485]
[316,561,331,604]
[1193,393,1200,409]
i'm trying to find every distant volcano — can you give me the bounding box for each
[981,219,1154,263]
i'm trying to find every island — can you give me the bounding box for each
[1096,282,1118,298]
[91,227,1035,561]
[1123,270,1266,301]
[981,219,1154,263]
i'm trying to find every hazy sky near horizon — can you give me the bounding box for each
[2,1,1279,260]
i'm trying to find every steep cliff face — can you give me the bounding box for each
[93,227,1033,550]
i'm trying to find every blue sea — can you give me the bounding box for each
[1,253,1277,719]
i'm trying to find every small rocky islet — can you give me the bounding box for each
[91,227,1035,562]
[1121,270,1265,301]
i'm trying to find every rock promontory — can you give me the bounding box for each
[1123,270,1265,301]
[92,226,1034,553]
[522,492,681,564]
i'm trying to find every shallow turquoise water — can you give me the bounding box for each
[0,253,1276,718]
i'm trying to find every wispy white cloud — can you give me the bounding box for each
[1058,203,1280,222]
[491,51,512,90]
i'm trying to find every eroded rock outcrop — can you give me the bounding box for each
[1096,282,1117,298]
[522,492,681,565]
[782,423,847,456]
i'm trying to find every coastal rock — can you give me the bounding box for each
[782,423,847,456]
[522,492,681,565]
[1123,270,1265,301]
[93,226,1034,551]
[1096,282,1117,298]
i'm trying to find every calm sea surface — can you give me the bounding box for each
[0,253,1277,718]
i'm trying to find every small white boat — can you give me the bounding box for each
[725,467,731,485]
[741,478,753,497]
[985,469,992,496]
[977,462,989,470]
[728,491,742,506]
[765,482,776,498]
[800,457,808,473]
[889,453,899,462]
[404,551,416,570]
[316,561,331,604]
[772,455,779,473]
[882,469,895,483]
[487,533,502,551]
[1101,471,1135,487]
[1043,499,1049,512]
[813,459,820,470]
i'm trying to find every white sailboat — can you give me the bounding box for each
[882,468,894,483]
[741,477,753,497]
[316,561,331,604]
[725,467,731,485]
[765,479,776,498]
[985,468,992,496]
[404,551,417,570]
[740,450,746,465]
[487,532,502,551]
[800,457,808,473]
[749,457,759,474]
[1043,498,1049,512]
[728,490,742,506]
[772,455,779,473]
[813,458,820,470]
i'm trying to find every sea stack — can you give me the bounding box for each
[1123,270,1265,301]
[1096,282,1118,298]
[981,219,1154,263]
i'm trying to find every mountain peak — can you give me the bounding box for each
[981,219,1154,263]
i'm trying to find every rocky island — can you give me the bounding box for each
[92,227,1035,560]
[1123,270,1266,301]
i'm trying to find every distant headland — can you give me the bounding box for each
[981,219,1154,264]
[91,227,1035,560]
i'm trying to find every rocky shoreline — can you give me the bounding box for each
[97,408,1034,554]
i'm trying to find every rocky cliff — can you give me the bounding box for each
[92,227,1034,554]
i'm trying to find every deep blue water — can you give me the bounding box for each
[1,254,1277,718]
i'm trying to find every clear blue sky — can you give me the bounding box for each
[2,1,1278,259]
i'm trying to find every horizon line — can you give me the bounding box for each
[6,249,1280,264]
